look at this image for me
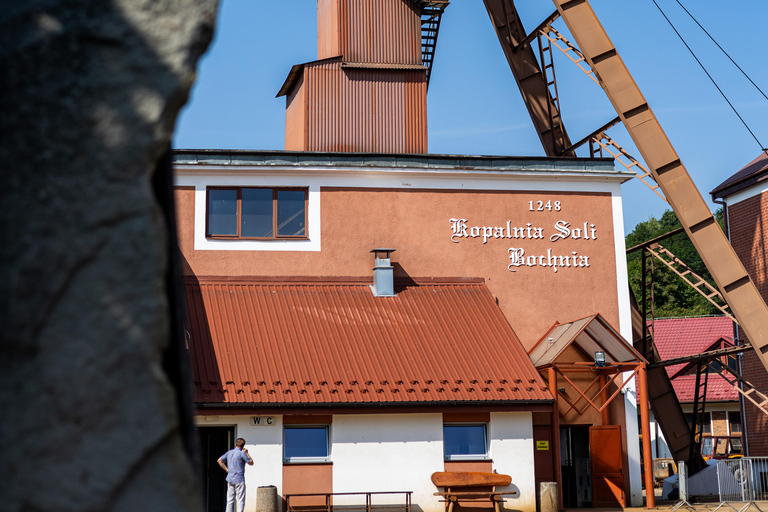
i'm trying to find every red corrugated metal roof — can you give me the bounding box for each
[671,374,738,403]
[650,316,737,402]
[186,278,552,406]
[652,316,734,373]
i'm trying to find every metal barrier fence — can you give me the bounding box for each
[673,461,697,512]
[716,458,768,512]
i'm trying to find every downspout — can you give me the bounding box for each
[714,196,747,456]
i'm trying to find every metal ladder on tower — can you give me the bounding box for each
[482,0,574,156]
[537,29,568,156]
[418,1,449,89]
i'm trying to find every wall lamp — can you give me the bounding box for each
[594,351,606,367]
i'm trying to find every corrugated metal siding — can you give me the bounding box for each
[186,280,551,405]
[302,58,427,152]
[284,73,307,151]
[318,0,341,60]
[341,0,421,65]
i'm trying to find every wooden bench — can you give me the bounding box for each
[284,491,412,512]
[431,472,518,512]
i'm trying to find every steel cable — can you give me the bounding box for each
[650,0,766,151]
[675,0,768,104]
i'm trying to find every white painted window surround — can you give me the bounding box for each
[193,183,321,252]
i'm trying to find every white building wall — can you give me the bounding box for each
[331,413,445,512]
[197,415,284,511]
[197,412,540,512]
[649,411,672,460]
[611,191,643,506]
[489,412,537,512]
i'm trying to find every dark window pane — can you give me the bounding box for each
[241,188,273,237]
[444,425,486,457]
[284,427,328,459]
[208,189,237,235]
[277,190,306,236]
[685,413,711,435]
[729,412,742,433]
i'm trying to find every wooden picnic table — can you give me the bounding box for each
[431,471,518,512]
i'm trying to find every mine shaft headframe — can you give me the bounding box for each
[488,0,768,370]
[482,0,574,157]
[545,0,768,370]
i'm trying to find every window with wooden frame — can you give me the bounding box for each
[685,412,711,435]
[728,411,742,434]
[206,187,307,239]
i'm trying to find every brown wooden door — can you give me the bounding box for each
[590,425,625,507]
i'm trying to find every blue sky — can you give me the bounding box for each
[174,0,768,234]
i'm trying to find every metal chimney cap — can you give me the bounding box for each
[370,248,396,255]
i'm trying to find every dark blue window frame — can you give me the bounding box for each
[443,423,488,460]
[283,425,330,463]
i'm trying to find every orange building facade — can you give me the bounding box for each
[174,150,645,511]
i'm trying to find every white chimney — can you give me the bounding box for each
[370,248,396,297]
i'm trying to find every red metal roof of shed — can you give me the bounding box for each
[185,278,551,406]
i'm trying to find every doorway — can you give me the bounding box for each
[198,426,235,512]
[589,425,624,507]
[560,426,592,507]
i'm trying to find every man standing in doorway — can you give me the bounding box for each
[217,438,254,512]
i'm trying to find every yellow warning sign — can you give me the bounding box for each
[536,441,549,450]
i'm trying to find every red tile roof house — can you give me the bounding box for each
[639,316,742,461]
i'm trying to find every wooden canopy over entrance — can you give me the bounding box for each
[529,313,655,508]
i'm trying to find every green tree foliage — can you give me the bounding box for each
[626,209,725,318]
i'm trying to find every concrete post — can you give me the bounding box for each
[257,485,279,512]
[539,482,558,512]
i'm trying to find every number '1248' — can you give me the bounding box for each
[529,200,561,211]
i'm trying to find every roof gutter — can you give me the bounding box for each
[194,399,554,409]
